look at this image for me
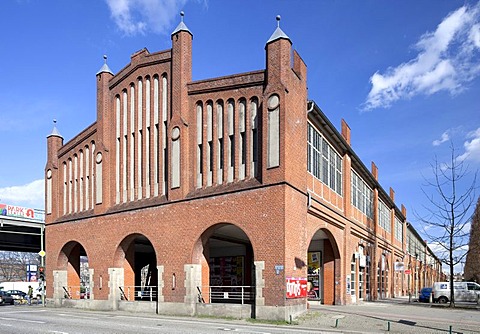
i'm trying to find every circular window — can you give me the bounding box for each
[267,94,280,111]
[172,127,180,140]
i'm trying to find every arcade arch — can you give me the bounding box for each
[114,234,157,301]
[193,223,254,305]
[57,241,90,299]
[307,228,340,305]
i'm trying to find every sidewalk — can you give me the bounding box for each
[296,297,480,333]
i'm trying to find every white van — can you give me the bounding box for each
[432,281,480,303]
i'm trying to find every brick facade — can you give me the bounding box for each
[45,16,443,320]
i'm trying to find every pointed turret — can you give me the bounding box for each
[96,55,114,75]
[266,15,291,44]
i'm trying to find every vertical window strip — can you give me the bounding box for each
[63,162,67,215]
[153,77,159,196]
[162,75,168,195]
[145,77,151,198]
[227,100,234,183]
[217,102,224,185]
[239,100,246,180]
[79,151,84,211]
[207,102,213,186]
[196,104,203,189]
[137,79,143,200]
[250,98,258,178]
[130,84,135,201]
[115,96,121,204]
[85,146,90,210]
[122,91,128,202]
[74,155,78,213]
[91,143,95,208]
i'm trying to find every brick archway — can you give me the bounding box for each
[307,228,341,305]
[57,241,88,299]
[113,233,157,301]
[193,223,254,306]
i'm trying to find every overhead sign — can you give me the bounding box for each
[0,203,45,222]
[286,277,307,298]
[404,269,411,274]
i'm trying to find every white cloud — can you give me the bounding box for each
[0,179,44,209]
[105,0,188,36]
[363,3,480,111]
[457,127,480,162]
[432,130,450,146]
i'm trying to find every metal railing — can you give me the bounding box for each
[62,286,90,299]
[197,286,254,305]
[119,285,157,301]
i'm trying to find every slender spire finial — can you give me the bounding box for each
[103,55,107,64]
[180,11,185,22]
[53,119,57,125]
[276,15,281,28]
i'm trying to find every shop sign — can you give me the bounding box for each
[404,269,411,274]
[286,277,307,298]
[394,262,405,271]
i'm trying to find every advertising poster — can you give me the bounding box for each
[286,277,308,298]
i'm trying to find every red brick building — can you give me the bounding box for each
[45,15,442,320]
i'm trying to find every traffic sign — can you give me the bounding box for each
[38,250,46,257]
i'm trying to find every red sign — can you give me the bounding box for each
[286,277,308,298]
[404,269,411,274]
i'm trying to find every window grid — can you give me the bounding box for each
[307,123,342,195]
[351,171,373,218]
[378,200,391,233]
[394,216,403,242]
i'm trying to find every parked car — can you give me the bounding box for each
[418,287,432,302]
[0,291,15,305]
[6,289,26,300]
[432,281,480,303]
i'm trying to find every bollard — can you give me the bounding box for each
[335,319,339,328]
[449,325,452,334]
[387,321,390,331]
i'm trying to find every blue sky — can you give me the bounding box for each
[0,1,479,244]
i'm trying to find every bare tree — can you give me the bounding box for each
[464,197,480,283]
[0,251,40,282]
[416,144,477,307]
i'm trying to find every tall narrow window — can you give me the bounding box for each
[85,146,90,209]
[171,127,181,188]
[217,101,224,185]
[74,154,78,212]
[196,103,203,189]
[137,78,143,200]
[115,95,121,204]
[206,102,213,186]
[162,75,168,195]
[250,98,258,178]
[267,94,280,168]
[46,169,52,214]
[145,77,151,198]
[122,91,128,202]
[130,84,135,201]
[238,99,246,180]
[79,151,84,211]
[63,163,67,215]
[227,100,234,183]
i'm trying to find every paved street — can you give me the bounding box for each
[0,297,479,333]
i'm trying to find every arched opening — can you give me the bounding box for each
[307,228,341,305]
[114,234,157,302]
[58,241,90,300]
[377,253,389,299]
[194,224,254,305]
